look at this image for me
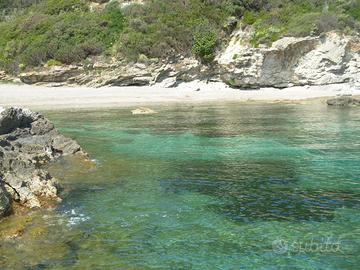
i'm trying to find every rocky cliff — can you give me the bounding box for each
[17,57,214,88]
[0,107,87,218]
[218,31,360,88]
[4,31,360,89]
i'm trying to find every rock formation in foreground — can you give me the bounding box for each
[0,107,87,218]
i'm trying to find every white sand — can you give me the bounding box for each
[0,81,359,110]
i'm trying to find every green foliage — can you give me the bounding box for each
[242,10,256,25]
[36,0,89,15]
[192,30,217,63]
[137,53,149,63]
[46,59,62,66]
[0,0,124,73]
[116,0,229,60]
[345,0,360,20]
[0,0,359,70]
[243,0,360,47]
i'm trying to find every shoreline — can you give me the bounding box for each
[0,82,359,110]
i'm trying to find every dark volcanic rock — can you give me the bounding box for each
[327,96,360,107]
[0,107,87,217]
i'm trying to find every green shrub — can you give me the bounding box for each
[46,59,62,66]
[36,0,88,15]
[137,53,149,63]
[117,0,229,60]
[242,11,256,25]
[344,0,360,21]
[192,30,217,64]
[286,12,321,37]
[0,0,124,73]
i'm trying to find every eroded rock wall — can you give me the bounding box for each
[5,31,360,89]
[218,31,360,88]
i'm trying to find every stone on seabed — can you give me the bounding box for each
[131,107,158,115]
[327,96,360,107]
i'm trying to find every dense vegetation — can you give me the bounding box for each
[0,0,359,73]
[0,0,124,73]
[245,0,360,47]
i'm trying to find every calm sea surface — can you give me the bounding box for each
[1,103,359,269]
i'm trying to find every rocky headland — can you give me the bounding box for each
[0,107,87,218]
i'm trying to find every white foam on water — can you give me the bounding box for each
[91,158,101,166]
[63,208,90,227]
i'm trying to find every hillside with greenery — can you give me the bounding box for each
[0,0,359,74]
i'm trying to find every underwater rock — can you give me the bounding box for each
[131,107,158,115]
[0,107,88,216]
[327,96,360,106]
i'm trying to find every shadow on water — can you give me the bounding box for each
[160,159,360,222]
[161,177,360,222]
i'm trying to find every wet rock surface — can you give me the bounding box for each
[0,107,87,217]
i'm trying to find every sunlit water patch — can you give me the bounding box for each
[1,103,359,269]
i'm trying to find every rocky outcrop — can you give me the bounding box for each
[5,30,359,89]
[218,30,360,88]
[0,70,13,82]
[0,107,87,217]
[19,66,83,85]
[0,184,11,217]
[17,57,215,88]
[327,96,360,107]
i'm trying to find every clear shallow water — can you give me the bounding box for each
[1,103,360,269]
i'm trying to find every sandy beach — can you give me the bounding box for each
[0,82,359,110]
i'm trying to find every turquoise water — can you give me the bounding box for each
[1,103,360,269]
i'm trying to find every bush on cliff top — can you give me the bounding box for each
[244,0,360,47]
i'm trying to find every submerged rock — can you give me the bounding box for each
[131,107,157,115]
[327,96,360,106]
[0,107,87,216]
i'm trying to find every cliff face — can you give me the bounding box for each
[218,31,360,88]
[0,107,87,218]
[18,58,214,88]
[13,31,360,89]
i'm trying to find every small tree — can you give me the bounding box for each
[192,30,217,64]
